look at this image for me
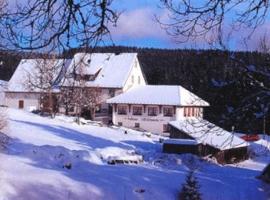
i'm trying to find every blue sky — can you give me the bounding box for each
[108,1,270,50]
[108,0,177,48]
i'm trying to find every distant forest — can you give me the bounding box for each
[1,46,270,133]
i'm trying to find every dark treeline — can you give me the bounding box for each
[2,46,270,133]
[0,50,52,81]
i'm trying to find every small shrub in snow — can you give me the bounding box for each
[134,188,145,193]
[179,171,202,200]
[63,162,72,169]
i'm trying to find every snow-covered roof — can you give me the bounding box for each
[107,85,209,106]
[64,53,138,88]
[8,59,68,92]
[73,53,112,75]
[163,139,199,145]
[169,119,248,150]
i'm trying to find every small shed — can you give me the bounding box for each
[163,139,201,154]
[165,119,249,164]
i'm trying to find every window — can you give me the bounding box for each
[135,123,140,128]
[163,124,169,132]
[184,107,188,117]
[118,122,123,126]
[18,100,24,109]
[199,108,203,117]
[133,106,142,115]
[163,107,173,117]
[118,105,127,115]
[148,106,158,116]
[184,107,200,117]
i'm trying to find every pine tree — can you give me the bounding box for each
[179,171,202,200]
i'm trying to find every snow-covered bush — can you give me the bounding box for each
[179,171,202,200]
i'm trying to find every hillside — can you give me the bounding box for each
[1,46,270,133]
[1,108,270,199]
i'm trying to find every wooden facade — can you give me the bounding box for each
[163,142,201,155]
[165,124,249,164]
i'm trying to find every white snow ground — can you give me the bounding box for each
[0,108,270,200]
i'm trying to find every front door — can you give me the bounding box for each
[18,100,24,109]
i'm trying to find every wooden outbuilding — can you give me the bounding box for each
[163,119,249,164]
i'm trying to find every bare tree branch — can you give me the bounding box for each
[1,0,119,51]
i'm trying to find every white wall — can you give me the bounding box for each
[5,92,40,111]
[123,58,146,92]
[0,91,5,106]
[112,104,205,134]
[112,104,176,134]
[0,81,7,106]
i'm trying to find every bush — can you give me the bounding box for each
[179,171,202,200]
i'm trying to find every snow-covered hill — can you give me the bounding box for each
[0,109,270,200]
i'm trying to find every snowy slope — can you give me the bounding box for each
[0,109,270,200]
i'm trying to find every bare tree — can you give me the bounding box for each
[159,0,270,154]
[60,55,102,123]
[2,0,119,51]
[257,33,270,53]
[159,0,270,45]
[24,57,65,116]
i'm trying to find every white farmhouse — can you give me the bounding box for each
[5,53,146,120]
[107,85,209,134]
[5,59,66,111]
[61,53,146,122]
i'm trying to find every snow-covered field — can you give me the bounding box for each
[1,108,270,200]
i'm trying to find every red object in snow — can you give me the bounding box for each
[241,134,260,141]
